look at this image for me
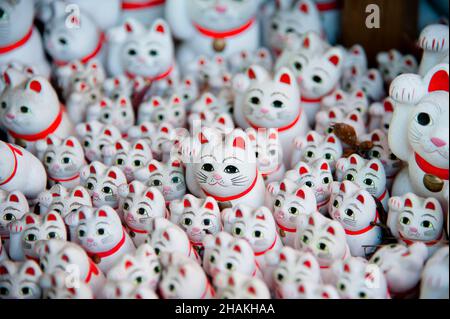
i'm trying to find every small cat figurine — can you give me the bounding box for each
[290,131,343,170]
[335,154,390,211]
[35,135,86,188]
[159,252,214,299]
[229,48,273,74]
[137,94,186,128]
[329,181,383,257]
[8,211,67,262]
[86,96,135,134]
[103,280,158,299]
[79,161,127,209]
[345,67,385,102]
[0,141,47,200]
[377,49,418,84]
[190,92,230,117]
[387,193,445,257]
[118,181,166,246]
[420,246,449,299]
[0,72,73,154]
[65,80,104,125]
[102,139,153,182]
[246,128,285,183]
[213,271,271,299]
[265,247,321,299]
[65,206,136,273]
[293,281,340,299]
[169,194,221,252]
[369,242,428,297]
[331,257,389,299]
[175,76,200,112]
[188,109,235,135]
[0,190,29,249]
[107,243,161,291]
[202,231,261,279]
[121,0,166,27]
[0,259,42,299]
[40,269,94,299]
[222,205,283,268]
[194,55,232,94]
[76,121,122,163]
[103,75,136,100]
[134,157,186,203]
[35,239,105,297]
[146,123,179,162]
[341,44,368,90]
[295,212,350,284]
[417,24,449,76]
[320,89,369,123]
[367,98,395,134]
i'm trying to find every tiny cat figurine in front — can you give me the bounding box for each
[8,211,67,262]
[387,193,445,257]
[377,49,418,85]
[0,0,50,77]
[213,271,270,299]
[107,243,162,292]
[0,71,73,154]
[0,141,47,201]
[222,205,283,268]
[79,161,127,209]
[38,184,92,218]
[417,24,449,76]
[159,252,214,299]
[0,190,28,253]
[388,63,449,204]
[240,65,310,166]
[246,128,285,183]
[137,95,186,128]
[102,139,153,182]
[369,242,428,298]
[295,212,350,284]
[329,181,383,257]
[86,96,135,134]
[42,1,106,67]
[265,247,321,299]
[202,231,261,279]
[40,269,94,299]
[134,157,186,203]
[335,154,390,211]
[0,259,42,299]
[35,239,105,298]
[35,135,86,188]
[65,206,135,273]
[331,257,389,299]
[165,0,261,73]
[121,0,166,27]
[169,194,221,252]
[118,181,166,246]
[420,246,449,299]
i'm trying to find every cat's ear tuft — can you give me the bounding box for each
[28,79,42,93]
[356,194,365,204]
[232,137,246,150]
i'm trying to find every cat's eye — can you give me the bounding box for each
[157,114,164,121]
[58,37,68,45]
[138,208,147,216]
[276,273,284,282]
[123,202,129,210]
[102,186,112,194]
[1,101,6,109]
[86,182,94,190]
[345,209,354,217]
[333,200,339,208]
[78,229,85,237]
[117,159,124,165]
[154,247,160,255]
[151,179,162,186]
[171,176,181,183]
[271,22,279,30]
[416,112,431,126]
[168,284,175,292]
[286,27,295,33]
[272,100,283,108]
[0,287,9,296]
[305,181,313,187]
[359,292,368,299]
[91,93,97,100]
[293,62,302,71]
[62,157,71,164]
[45,156,53,164]
[389,153,398,160]
[121,111,127,117]
[183,94,190,100]
[25,233,37,242]
[47,232,58,239]
[302,235,309,244]
[324,153,333,160]
[233,227,242,236]
[174,111,180,117]
[363,178,374,186]
[317,242,328,251]
[154,265,161,273]
[99,144,105,151]
[421,220,433,229]
[149,50,158,56]
[356,107,362,113]
[128,49,137,56]
[133,160,142,167]
[384,124,390,130]
[20,106,30,113]
[203,219,211,226]
[84,141,90,147]
[401,217,410,225]
[306,151,314,158]
[224,165,239,174]
[249,97,260,105]
[371,150,381,158]
[3,213,15,221]
[322,177,330,184]
[255,151,259,158]
[183,217,192,226]
[103,113,110,120]
[326,127,334,134]
[20,286,31,296]
[274,199,281,207]
[269,149,276,156]
[288,207,298,215]
[345,174,354,181]
[312,75,323,83]
[201,163,214,172]
[338,283,346,291]
[253,230,263,238]
[97,228,105,235]
[373,256,380,263]
[135,276,143,284]
[225,262,234,270]
[209,255,216,263]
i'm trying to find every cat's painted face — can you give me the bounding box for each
[408,92,449,168]
[321,89,369,120]
[121,19,174,77]
[41,270,93,299]
[103,75,135,100]
[187,0,259,30]
[80,162,127,208]
[295,281,340,299]
[298,131,343,168]
[118,181,166,232]
[345,68,385,101]
[176,76,199,109]
[56,60,105,98]
[0,0,34,45]
[188,110,234,134]
[196,55,231,91]
[315,106,345,135]
[203,231,256,278]
[364,130,402,179]
[0,260,42,299]
[243,66,300,129]
[38,185,92,219]
[190,92,230,116]
[246,128,283,175]
[103,280,158,299]
[229,48,273,74]
[0,191,29,238]
[377,50,418,84]
[138,95,186,128]
[213,271,270,299]
[87,97,135,134]
[75,206,124,253]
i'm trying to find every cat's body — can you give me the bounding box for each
[420,246,449,299]
[120,0,166,27]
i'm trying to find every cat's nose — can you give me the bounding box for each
[6,113,15,119]
[431,137,446,147]
[213,173,222,180]
[163,186,171,192]
[215,5,227,13]
[333,210,341,219]
[275,210,285,219]
[409,227,418,233]
[260,108,269,114]
[192,227,201,234]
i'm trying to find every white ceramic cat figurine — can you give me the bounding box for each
[159,252,214,299]
[420,246,449,299]
[329,181,383,257]
[35,135,86,188]
[40,269,94,299]
[335,154,390,211]
[341,44,368,90]
[388,63,449,203]
[377,49,418,84]
[8,211,67,262]
[175,76,199,112]
[121,0,166,27]
[202,231,261,279]
[387,193,445,256]
[194,55,231,94]
[35,239,105,298]
[0,0,50,76]
[165,0,261,74]
[66,206,136,272]
[0,259,42,299]
[246,128,285,183]
[369,242,428,297]
[222,205,283,268]
[118,181,166,246]
[102,280,158,299]
[86,96,135,134]
[292,280,340,299]
[320,89,369,123]
[188,109,235,135]
[229,48,273,74]
[213,271,271,299]
[169,194,221,251]
[295,212,350,284]
[0,141,47,200]
[65,81,103,125]
[0,72,73,154]
[79,161,127,209]
[346,68,385,102]
[367,98,394,134]
[0,190,29,249]
[418,24,449,76]
[137,94,186,128]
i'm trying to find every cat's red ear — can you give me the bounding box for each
[28,79,42,93]
[425,200,436,211]
[296,189,306,199]
[369,163,379,172]
[384,100,394,112]
[326,226,335,235]
[299,1,309,13]
[98,210,108,218]
[320,162,329,171]
[340,183,346,193]
[124,22,133,33]
[247,286,257,295]
[79,211,86,220]
[134,143,144,151]
[235,209,243,218]
[344,263,350,273]
[277,71,292,85]
[248,67,257,80]
[328,55,340,66]
[404,198,413,208]
[306,133,315,142]
[65,139,75,147]
[183,198,191,208]
[308,216,314,226]
[9,194,19,202]
[349,113,359,122]
[299,165,309,175]
[46,213,58,222]
[326,136,336,144]
[280,182,286,191]
[302,36,310,48]
[204,201,215,210]
[356,194,365,204]
[350,155,358,165]
[232,137,246,150]
[124,259,133,269]
[154,22,166,34]
[428,69,449,93]
[0,266,8,275]
[26,215,36,225]
[179,267,186,277]
[228,276,235,286]
[108,170,117,179]
[145,191,154,200]
[148,163,158,172]
[303,260,312,268]
[73,189,85,198]
[233,245,241,253]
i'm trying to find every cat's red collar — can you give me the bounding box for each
[188,242,200,260]
[247,110,302,133]
[7,105,65,142]
[276,221,296,233]
[127,225,148,234]
[126,64,174,83]
[202,170,259,202]
[0,27,33,54]
[414,153,449,180]
[317,198,330,210]
[316,1,339,11]
[193,18,255,39]
[85,259,100,283]
[53,32,105,66]
[399,232,444,247]
[122,0,165,10]
[254,235,278,257]
[377,189,387,202]
[48,173,80,183]
[0,143,23,186]
[86,228,126,260]
[200,280,215,299]
[262,164,282,178]
[301,87,336,104]
[344,210,379,236]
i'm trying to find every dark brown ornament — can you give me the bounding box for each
[213,38,226,52]
[423,174,444,193]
